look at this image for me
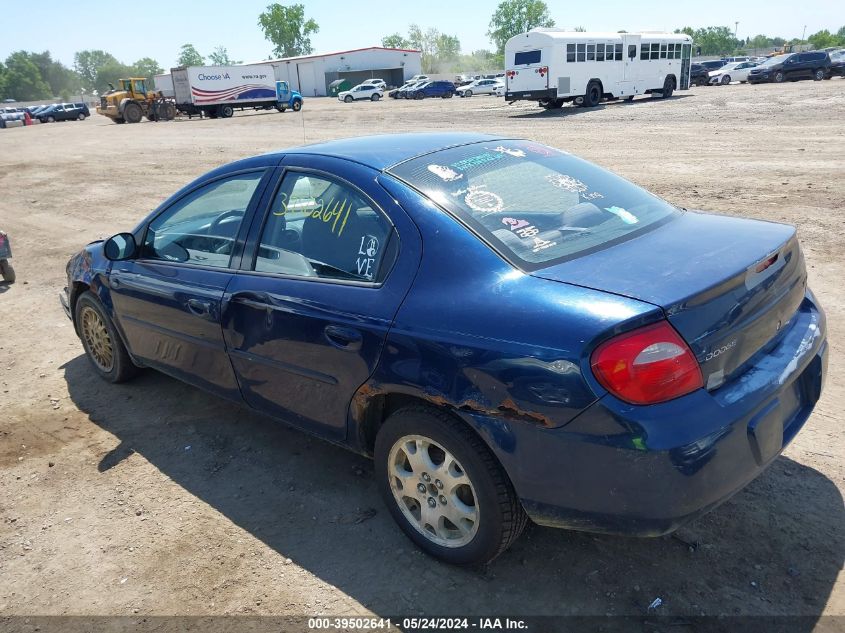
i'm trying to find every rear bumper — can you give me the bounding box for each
[476,292,827,536]
[505,88,557,102]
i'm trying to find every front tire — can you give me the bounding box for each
[78,113,86,121]
[123,102,142,124]
[74,291,139,383]
[662,76,676,97]
[344,95,353,103]
[463,90,473,97]
[774,71,785,83]
[721,75,731,85]
[813,69,825,81]
[292,99,302,111]
[375,406,527,565]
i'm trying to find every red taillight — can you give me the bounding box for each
[590,321,703,405]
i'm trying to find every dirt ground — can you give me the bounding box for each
[0,80,843,626]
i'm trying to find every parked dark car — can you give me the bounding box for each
[391,81,424,99]
[409,80,456,99]
[696,60,726,72]
[748,51,830,83]
[826,50,845,77]
[36,103,87,122]
[689,63,710,86]
[73,102,91,117]
[61,133,827,565]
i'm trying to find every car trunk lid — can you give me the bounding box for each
[532,212,807,390]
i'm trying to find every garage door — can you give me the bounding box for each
[297,62,319,97]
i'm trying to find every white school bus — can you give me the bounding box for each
[504,30,693,109]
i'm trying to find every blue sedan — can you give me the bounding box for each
[61,133,827,565]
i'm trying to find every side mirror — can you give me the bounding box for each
[103,232,138,261]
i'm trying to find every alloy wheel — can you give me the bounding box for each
[80,306,114,372]
[387,434,480,548]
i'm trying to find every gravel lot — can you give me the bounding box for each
[0,80,843,625]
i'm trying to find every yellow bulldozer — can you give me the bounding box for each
[96,77,177,124]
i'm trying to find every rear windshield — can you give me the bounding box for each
[389,140,677,270]
[514,50,541,65]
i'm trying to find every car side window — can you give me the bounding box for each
[142,171,264,268]
[254,171,396,283]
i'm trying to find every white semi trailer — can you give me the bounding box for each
[504,30,693,109]
[171,63,303,118]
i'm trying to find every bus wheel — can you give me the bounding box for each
[583,81,602,107]
[662,76,675,97]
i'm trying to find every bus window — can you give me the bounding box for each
[615,44,623,60]
[651,43,660,60]
[660,44,667,58]
[566,44,576,62]
[587,44,595,61]
[596,44,605,61]
[576,43,586,62]
[628,44,637,59]
[641,44,650,61]
[674,45,682,59]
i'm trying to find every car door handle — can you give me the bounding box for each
[324,325,363,351]
[229,291,272,308]
[187,298,214,317]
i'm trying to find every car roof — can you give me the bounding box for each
[280,132,506,170]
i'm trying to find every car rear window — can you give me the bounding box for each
[389,140,677,270]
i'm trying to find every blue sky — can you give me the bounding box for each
[1,0,840,69]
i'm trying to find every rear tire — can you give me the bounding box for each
[372,93,381,101]
[774,71,785,83]
[78,113,86,121]
[375,406,527,565]
[813,69,825,81]
[583,81,602,107]
[662,76,676,97]
[219,104,234,118]
[123,102,142,124]
[0,259,15,283]
[74,291,139,383]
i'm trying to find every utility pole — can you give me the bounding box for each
[734,21,739,40]
[802,25,807,41]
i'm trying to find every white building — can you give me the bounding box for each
[268,46,422,97]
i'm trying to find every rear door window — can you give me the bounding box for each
[254,172,396,283]
[388,141,677,270]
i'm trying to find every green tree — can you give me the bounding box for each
[487,0,555,55]
[407,24,462,72]
[0,62,8,99]
[208,46,241,65]
[129,57,164,87]
[177,44,205,67]
[258,3,319,58]
[748,34,772,49]
[683,26,740,55]
[29,51,81,96]
[74,50,119,92]
[3,51,52,100]
[838,26,845,40]
[382,33,411,49]
[807,29,839,49]
[95,60,134,93]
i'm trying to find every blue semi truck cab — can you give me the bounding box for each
[276,81,304,112]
